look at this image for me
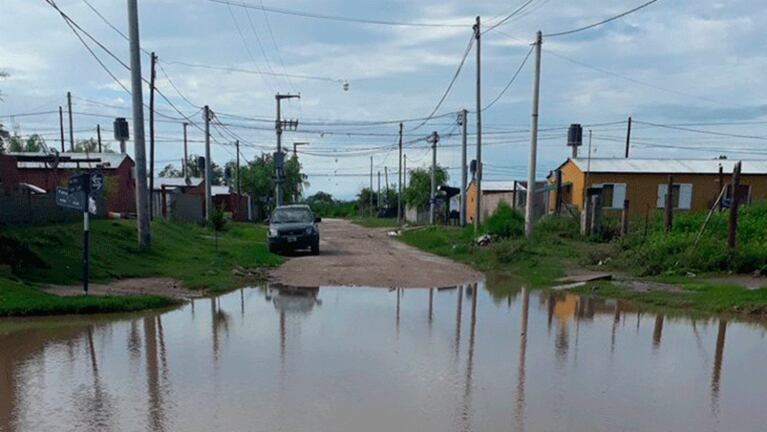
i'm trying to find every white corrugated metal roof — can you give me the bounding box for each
[10,152,131,170]
[570,158,767,175]
[211,185,231,196]
[152,177,204,189]
[480,181,527,192]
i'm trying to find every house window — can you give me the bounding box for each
[592,183,626,209]
[657,184,692,209]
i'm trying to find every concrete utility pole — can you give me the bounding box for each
[182,122,189,178]
[204,105,212,221]
[403,154,407,189]
[473,16,483,232]
[149,51,157,219]
[377,171,381,209]
[127,0,150,249]
[384,166,390,208]
[397,122,403,226]
[58,106,65,152]
[728,161,742,249]
[369,156,374,217]
[96,124,102,152]
[459,109,468,226]
[236,139,241,195]
[429,131,439,225]
[624,115,632,158]
[275,93,300,206]
[664,174,674,232]
[67,91,74,151]
[525,31,543,239]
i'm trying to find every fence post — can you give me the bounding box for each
[621,199,630,237]
[664,174,674,232]
[581,189,592,236]
[590,194,602,236]
[555,169,562,215]
[728,161,741,249]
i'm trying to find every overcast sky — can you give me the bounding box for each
[2,0,766,199]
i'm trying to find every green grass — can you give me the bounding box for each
[351,217,400,228]
[0,220,281,316]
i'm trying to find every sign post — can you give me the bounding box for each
[56,171,103,294]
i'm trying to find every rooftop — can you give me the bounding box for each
[9,152,132,170]
[569,158,767,175]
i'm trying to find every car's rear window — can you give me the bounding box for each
[272,208,313,223]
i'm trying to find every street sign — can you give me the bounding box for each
[56,187,86,211]
[68,173,91,193]
[90,172,104,193]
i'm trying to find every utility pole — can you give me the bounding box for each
[369,156,373,217]
[403,154,407,189]
[67,91,74,151]
[96,124,102,152]
[728,161,742,249]
[384,166,390,209]
[182,122,189,178]
[127,0,150,249]
[473,16,482,232]
[377,171,381,209]
[275,93,300,207]
[525,31,543,239]
[459,109,468,226]
[148,52,157,219]
[397,122,403,226]
[58,106,65,152]
[236,139,241,195]
[429,131,439,225]
[204,105,212,221]
[624,115,632,158]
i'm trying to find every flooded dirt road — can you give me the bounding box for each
[269,219,481,288]
[2,284,766,432]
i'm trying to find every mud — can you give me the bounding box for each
[269,219,481,288]
[44,277,202,299]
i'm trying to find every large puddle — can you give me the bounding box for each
[1,284,766,432]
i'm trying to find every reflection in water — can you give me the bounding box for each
[1,285,766,431]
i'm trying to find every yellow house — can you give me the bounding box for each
[548,158,767,216]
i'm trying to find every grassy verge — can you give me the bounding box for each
[399,202,767,317]
[0,220,281,317]
[351,217,400,228]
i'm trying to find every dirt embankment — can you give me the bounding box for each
[269,219,482,288]
[44,278,203,299]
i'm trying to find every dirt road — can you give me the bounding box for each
[269,219,482,288]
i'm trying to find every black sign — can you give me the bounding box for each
[90,172,104,192]
[113,117,129,141]
[68,173,91,193]
[56,187,86,211]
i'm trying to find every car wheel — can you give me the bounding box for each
[311,241,320,255]
[268,244,278,254]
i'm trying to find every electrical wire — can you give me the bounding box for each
[161,60,345,84]
[480,45,533,112]
[544,0,661,38]
[208,0,471,28]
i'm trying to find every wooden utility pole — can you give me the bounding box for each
[525,30,543,239]
[236,140,241,195]
[182,122,189,178]
[512,181,518,210]
[460,109,468,227]
[384,166,390,208]
[398,122,403,226]
[718,165,724,211]
[369,156,373,217]
[429,131,439,225]
[67,91,74,151]
[664,174,674,232]
[728,161,741,249]
[204,105,212,221]
[96,124,102,152]
[127,0,151,249]
[148,52,157,219]
[377,170,381,209]
[624,115,632,158]
[58,106,65,152]
[473,16,482,232]
[621,199,630,237]
[554,169,562,215]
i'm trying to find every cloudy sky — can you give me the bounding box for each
[2,0,766,199]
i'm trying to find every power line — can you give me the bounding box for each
[207,0,471,28]
[544,0,662,38]
[483,0,539,34]
[634,120,767,141]
[480,45,534,111]
[161,60,345,84]
[257,0,296,92]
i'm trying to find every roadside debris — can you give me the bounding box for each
[474,234,495,247]
[387,230,401,237]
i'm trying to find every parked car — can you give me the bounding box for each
[267,204,321,254]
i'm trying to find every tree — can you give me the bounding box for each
[402,165,448,209]
[237,153,308,216]
[8,134,44,153]
[74,137,112,153]
[158,163,182,178]
[160,154,225,185]
[0,71,8,101]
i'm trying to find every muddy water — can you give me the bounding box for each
[1,285,766,432]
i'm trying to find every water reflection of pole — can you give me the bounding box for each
[145,316,165,432]
[610,302,620,356]
[515,286,530,432]
[652,314,664,351]
[211,298,219,362]
[711,320,727,417]
[280,309,286,379]
[428,288,434,323]
[460,283,478,432]
[454,285,463,359]
[396,288,401,338]
[241,288,245,317]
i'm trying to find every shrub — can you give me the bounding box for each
[492,238,528,264]
[483,202,524,239]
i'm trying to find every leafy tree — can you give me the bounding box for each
[158,163,182,178]
[306,191,356,217]
[238,153,307,216]
[402,165,448,209]
[356,187,376,215]
[74,137,112,153]
[8,134,44,153]
[159,154,224,185]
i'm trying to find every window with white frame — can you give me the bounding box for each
[593,183,626,209]
[657,183,692,209]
